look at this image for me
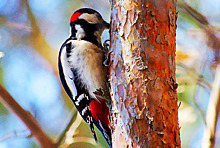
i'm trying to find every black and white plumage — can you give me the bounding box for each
[58,8,111,147]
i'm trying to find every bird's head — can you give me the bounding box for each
[69,8,109,46]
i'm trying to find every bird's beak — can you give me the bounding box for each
[104,21,110,29]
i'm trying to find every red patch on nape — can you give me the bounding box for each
[70,12,82,23]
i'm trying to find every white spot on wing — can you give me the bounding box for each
[75,94,89,106]
[81,107,88,116]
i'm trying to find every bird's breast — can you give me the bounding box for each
[68,40,107,99]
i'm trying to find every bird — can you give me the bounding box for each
[58,8,111,147]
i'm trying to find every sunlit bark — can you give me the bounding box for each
[109,0,180,147]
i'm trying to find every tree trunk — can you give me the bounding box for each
[109,0,180,147]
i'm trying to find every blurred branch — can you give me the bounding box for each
[0,18,32,31]
[202,65,220,148]
[0,84,57,148]
[69,137,97,145]
[177,63,212,90]
[192,84,207,125]
[24,0,58,72]
[64,112,83,145]
[177,63,210,125]
[177,0,209,27]
[178,0,220,64]
[56,110,77,146]
[0,129,30,142]
[23,0,70,104]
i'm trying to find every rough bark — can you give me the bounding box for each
[109,0,180,147]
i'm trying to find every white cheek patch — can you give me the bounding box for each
[79,13,100,24]
[75,24,85,39]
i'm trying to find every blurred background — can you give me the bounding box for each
[0,0,219,147]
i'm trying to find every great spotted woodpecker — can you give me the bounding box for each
[58,8,111,147]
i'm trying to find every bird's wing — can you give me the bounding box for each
[58,40,77,99]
